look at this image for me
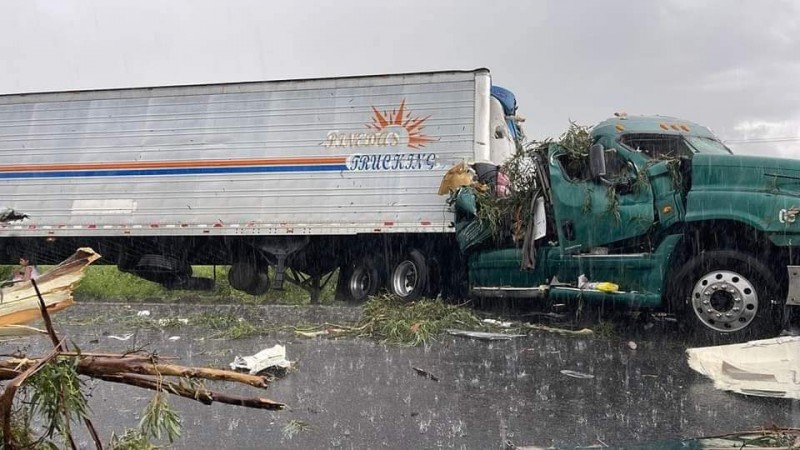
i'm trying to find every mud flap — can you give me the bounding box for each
[786,266,800,306]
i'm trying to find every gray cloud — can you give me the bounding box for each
[1,0,798,155]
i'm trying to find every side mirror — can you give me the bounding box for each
[589,143,606,179]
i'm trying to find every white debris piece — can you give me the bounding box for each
[107,333,134,341]
[168,336,181,341]
[158,318,189,326]
[136,310,150,317]
[446,329,524,341]
[482,318,513,328]
[686,336,800,399]
[560,369,594,379]
[230,344,293,375]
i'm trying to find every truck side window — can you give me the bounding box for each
[557,148,631,182]
[621,134,692,159]
[603,149,632,181]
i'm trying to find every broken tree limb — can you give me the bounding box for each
[34,284,101,450]
[33,278,66,352]
[0,368,21,379]
[77,356,272,388]
[94,372,285,410]
[0,247,100,328]
[0,247,287,450]
[0,355,273,389]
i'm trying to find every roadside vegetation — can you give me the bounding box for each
[7,265,338,305]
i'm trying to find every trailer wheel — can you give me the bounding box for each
[389,249,428,301]
[244,272,270,296]
[341,257,380,303]
[228,262,256,292]
[670,250,782,341]
[426,255,442,299]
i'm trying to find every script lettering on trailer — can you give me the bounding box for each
[322,99,439,171]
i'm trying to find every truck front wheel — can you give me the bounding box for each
[671,250,782,340]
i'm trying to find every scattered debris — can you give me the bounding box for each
[137,310,151,317]
[359,296,483,346]
[158,318,189,326]
[0,248,100,331]
[295,329,329,338]
[438,161,479,195]
[0,207,28,223]
[681,428,799,449]
[560,370,595,379]
[687,336,800,399]
[523,323,594,337]
[0,276,286,449]
[107,334,134,341]
[578,274,619,293]
[447,329,525,341]
[482,318,513,328]
[411,366,440,382]
[282,419,311,439]
[230,344,294,375]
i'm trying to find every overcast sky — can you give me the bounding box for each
[1,0,798,156]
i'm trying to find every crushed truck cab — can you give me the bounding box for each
[462,114,800,340]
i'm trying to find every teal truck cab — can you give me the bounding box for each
[461,114,800,340]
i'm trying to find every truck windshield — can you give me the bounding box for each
[684,136,733,155]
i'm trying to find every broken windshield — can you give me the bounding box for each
[684,136,733,155]
[621,134,732,159]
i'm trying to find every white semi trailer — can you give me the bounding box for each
[0,69,523,301]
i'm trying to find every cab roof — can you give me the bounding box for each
[592,115,717,139]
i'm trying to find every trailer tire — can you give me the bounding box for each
[339,257,380,303]
[389,249,428,301]
[244,272,270,296]
[669,250,783,342]
[228,262,256,292]
[426,255,442,299]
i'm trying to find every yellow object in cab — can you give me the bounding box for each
[596,282,619,293]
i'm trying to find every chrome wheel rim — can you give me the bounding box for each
[348,266,373,300]
[392,260,418,298]
[691,270,758,333]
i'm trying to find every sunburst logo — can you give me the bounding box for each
[367,99,436,149]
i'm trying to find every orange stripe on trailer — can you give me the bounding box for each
[0,156,348,173]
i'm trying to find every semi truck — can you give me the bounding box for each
[0,69,521,302]
[458,114,800,340]
[2,68,797,340]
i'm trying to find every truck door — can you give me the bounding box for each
[547,143,654,252]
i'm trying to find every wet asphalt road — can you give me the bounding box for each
[4,303,798,449]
